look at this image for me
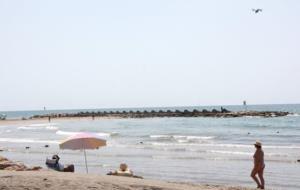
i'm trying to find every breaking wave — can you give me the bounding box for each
[18,123,59,131]
[55,130,115,137]
[287,113,300,117]
[150,135,215,140]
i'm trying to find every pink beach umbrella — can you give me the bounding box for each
[59,132,106,173]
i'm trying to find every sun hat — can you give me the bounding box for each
[254,141,262,147]
[52,154,60,160]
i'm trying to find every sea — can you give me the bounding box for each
[0,104,300,190]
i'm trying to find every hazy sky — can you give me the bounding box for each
[1,0,300,111]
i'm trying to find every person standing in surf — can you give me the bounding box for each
[251,141,265,189]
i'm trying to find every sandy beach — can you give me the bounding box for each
[0,155,254,190]
[0,170,253,190]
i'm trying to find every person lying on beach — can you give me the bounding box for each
[107,163,143,178]
[45,155,74,172]
[251,141,265,189]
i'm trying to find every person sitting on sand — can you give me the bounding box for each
[46,155,74,172]
[251,141,265,189]
[107,163,133,177]
[46,155,64,171]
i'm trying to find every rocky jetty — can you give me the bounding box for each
[30,108,290,119]
[0,156,42,171]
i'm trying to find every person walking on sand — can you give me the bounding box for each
[251,141,265,189]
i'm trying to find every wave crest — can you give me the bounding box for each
[149,134,215,144]
[18,123,59,131]
[56,130,113,137]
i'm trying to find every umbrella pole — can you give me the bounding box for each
[83,148,88,173]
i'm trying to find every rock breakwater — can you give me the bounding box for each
[30,108,289,119]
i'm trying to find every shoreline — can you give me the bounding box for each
[0,117,119,126]
[0,170,253,190]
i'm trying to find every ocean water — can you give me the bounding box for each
[0,104,300,189]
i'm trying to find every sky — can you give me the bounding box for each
[0,0,300,111]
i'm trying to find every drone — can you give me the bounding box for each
[252,9,263,14]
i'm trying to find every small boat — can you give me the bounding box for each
[0,114,6,120]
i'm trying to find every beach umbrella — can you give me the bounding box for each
[59,132,106,173]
